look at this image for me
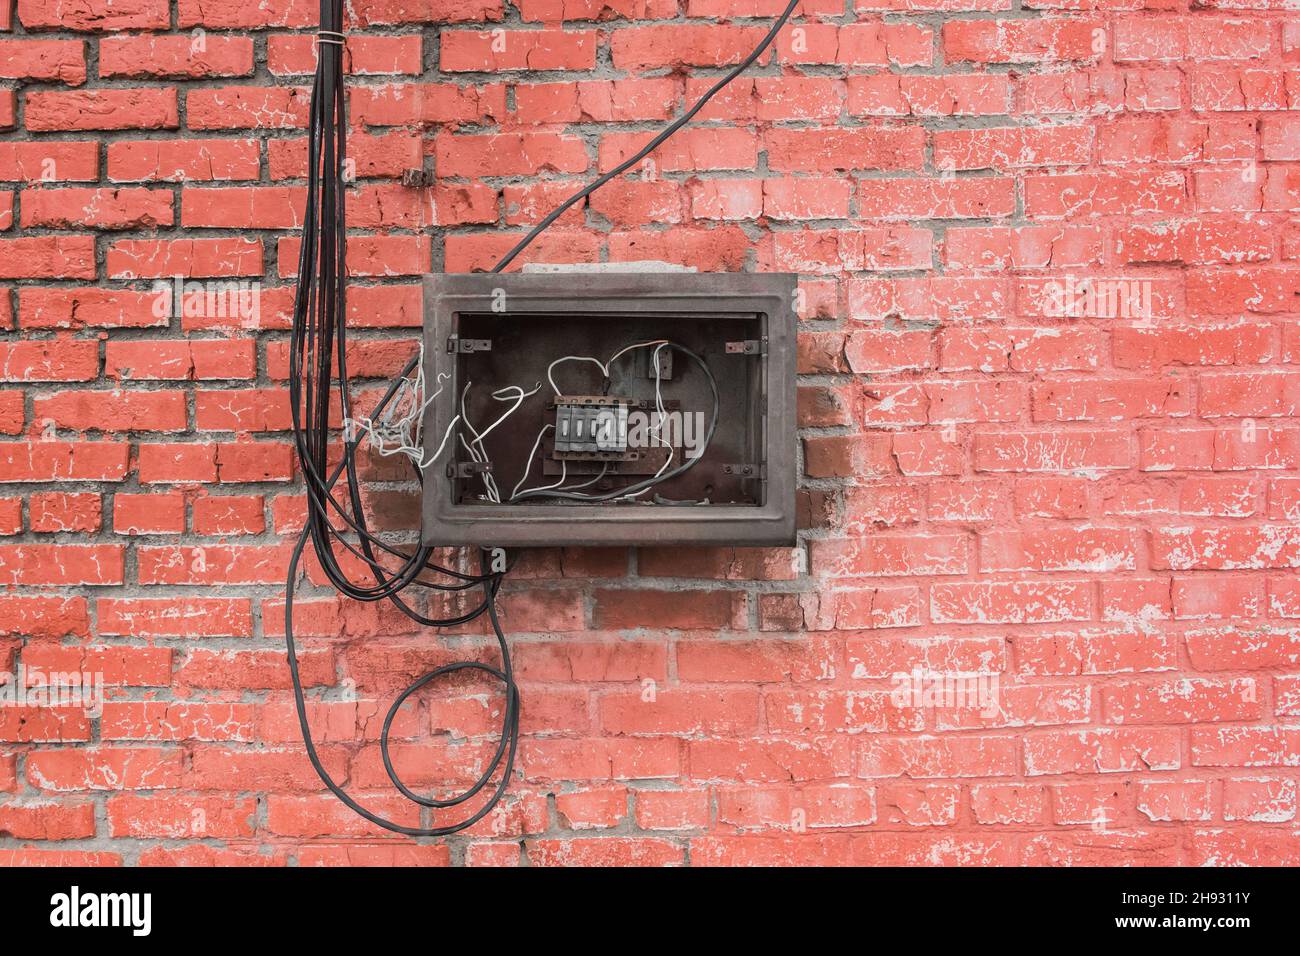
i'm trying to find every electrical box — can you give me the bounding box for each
[421,269,796,547]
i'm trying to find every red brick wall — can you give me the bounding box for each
[2,0,1299,867]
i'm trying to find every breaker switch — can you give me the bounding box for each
[553,396,630,459]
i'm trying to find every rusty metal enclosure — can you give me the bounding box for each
[420,271,796,547]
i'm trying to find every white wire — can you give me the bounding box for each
[607,339,670,371]
[417,414,461,470]
[547,355,606,396]
[458,383,502,503]
[459,379,543,502]
[345,341,455,469]
[516,457,567,497]
[547,340,670,396]
[559,466,609,493]
[510,424,553,500]
[473,382,542,448]
[617,343,673,501]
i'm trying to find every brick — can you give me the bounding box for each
[526,838,683,867]
[0,39,86,85]
[111,492,185,535]
[1025,729,1181,775]
[21,187,172,230]
[1105,677,1262,724]
[0,339,98,381]
[26,88,178,131]
[18,0,169,29]
[349,82,504,126]
[765,128,925,173]
[971,785,1048,825]
[0,707,91,743]
[858,735,1018,779]
[22,645,171,686]
[444,28,597,71]
[0,596,89,639]
[27,747,182,791]
[100,35,254,78]
[1192,726,1300,768]
[1188,829,1300,867]
[186,87,310,129]
[29,491,101,533]
[600,688,759,735]
[634,789,710,830]
[107,238,263,279]
[0,801,96,840]
[813,534,970,578]
[0,544,123,585]
[34,389,187,432]
[944,19,1101,64]
[101,702,253,742]
[974,429,1132,472]
[0,442,129,482]
[0,141,99,182]
[848,74,1008,117]
[0,236,95,279]
[718,783,878,830]
[268,34,422,76]
[591,589,743,631]
[137,544,292,585]
[108,139,261,182]
[106,795,256,839]
[19,288,166,329]
[857,177,1014,220]
[1152,526,1300,570]
[98,597,253,638]
[935,127,1092,171]
[437,132,587,178]
[1223,778,1297,822]
[1024,171,1188,218]
[932,581,1092,625]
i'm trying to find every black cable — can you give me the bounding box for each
[491,0,802,274]
[285,546,519,837]
[287,0,513,836]
[285,0,799,835]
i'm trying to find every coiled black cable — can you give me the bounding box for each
[285,0,801,835]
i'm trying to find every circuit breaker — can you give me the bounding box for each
[421,269,796,547]
[553,397,630,458]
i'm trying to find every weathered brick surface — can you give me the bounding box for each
[0,0,1298,867]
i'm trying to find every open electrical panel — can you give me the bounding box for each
[421,270,796,546]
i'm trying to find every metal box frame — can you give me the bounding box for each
[421,271,797,547]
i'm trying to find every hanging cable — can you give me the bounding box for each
[285,0,800,835]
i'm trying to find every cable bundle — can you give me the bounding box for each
[285,0,801,835]
[285,0,517,837]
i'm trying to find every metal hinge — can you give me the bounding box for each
[726,338,766,355]
[722,463,765,479]
[447,336,492,354]
[448,461,492,479]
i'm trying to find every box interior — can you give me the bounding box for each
[450,310,767,508]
